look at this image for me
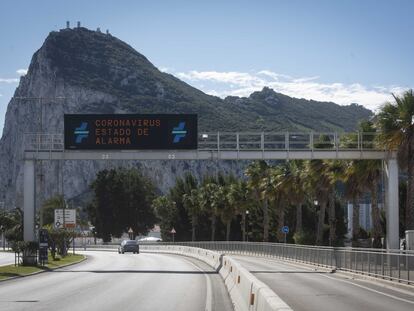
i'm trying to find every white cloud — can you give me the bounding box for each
[173,69,411,112]
[0,78,19,83]
[16,69,28,76]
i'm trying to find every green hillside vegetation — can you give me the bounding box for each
[28,27,372,132]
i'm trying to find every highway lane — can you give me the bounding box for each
[233,255,414,311]
[0,251,233,311]
[0,252,14,266]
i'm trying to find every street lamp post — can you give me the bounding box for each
[245,210,249,242]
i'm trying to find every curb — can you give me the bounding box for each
[0,255,87,283]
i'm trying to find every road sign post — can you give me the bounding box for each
[54,209,76,229]
[170,228,176,243]
[282,226,289,243]
[38,229,49,265]
[128,227,134,240]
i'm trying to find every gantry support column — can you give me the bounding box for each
[23,159,35,241]
[385,158,399,249]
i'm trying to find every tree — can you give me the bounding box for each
[276,161,306,234]
[264,164,288,242]
[227,180,250,241]
[343,160,364,240]
[88,168,156,242]
[41,195,65,226]
[305,160,331,245]
[356,121,384,247]
[325,160,345,246]
[152,196,177,241]
[183,189,202,241]
[377,89,414,229]
[168,173,198,241]
[1,208,23,243]
[245,160,270,241]
[199,181,221,241]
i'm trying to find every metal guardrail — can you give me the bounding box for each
[80,241,414,285]
[167,242,414,285]
[24,132,381,152]
[140,242,414,284]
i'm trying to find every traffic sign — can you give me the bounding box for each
[170,228,176,234]
[282,226,289,234]
[54,209,76,229]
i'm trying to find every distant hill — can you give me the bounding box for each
[42,27,371,131]
[0,27,372,207]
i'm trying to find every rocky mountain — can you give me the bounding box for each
[0,27,372,208]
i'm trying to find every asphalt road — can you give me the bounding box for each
[232,255,414,311]
[0,252,14,266]
[0,251,233,311]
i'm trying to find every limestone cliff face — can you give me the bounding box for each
[0,27,372,209]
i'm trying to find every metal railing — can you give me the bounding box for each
[137,242,414,285]
[77,241,414,285]
[24,133,64,151]
[24,132,382,152]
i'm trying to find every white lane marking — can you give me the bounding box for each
[320,273,414,305]
[182,257,213,311]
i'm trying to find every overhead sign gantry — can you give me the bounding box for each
[22,115,400,249]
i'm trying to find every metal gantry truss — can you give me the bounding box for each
[24,131,381,152]
[23,131,393,161]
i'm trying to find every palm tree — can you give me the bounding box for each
[227,180,250,241]
[277,160,307,233]
[318,160,346,246]
[359,159,383,247]
[245,160,270,241]
[343,160,364,240]
[306,160,331,245]
[266,164,289,242]
[218,184,234,241]
[376,89,414,230]
[2,208,23,244]
[359,120,384,247]
[182,189,202,241]
[199,181,221,241]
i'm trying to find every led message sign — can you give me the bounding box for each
[64,114,197,150]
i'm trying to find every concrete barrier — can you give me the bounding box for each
[142,245,292,311]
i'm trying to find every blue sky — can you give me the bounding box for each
[1,0,413,136]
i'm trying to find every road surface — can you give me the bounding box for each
[233,255,414,311]
[0,252,14,266]
[0,251,233,311]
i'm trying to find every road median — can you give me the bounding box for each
[142,245,293,311]
[0,253,86,282]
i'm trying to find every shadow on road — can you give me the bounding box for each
[50,269,218,274]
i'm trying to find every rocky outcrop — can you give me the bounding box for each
[0,27,372,209]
